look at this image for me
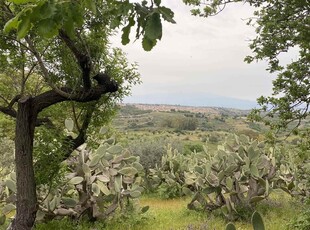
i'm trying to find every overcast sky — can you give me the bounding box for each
[111,1,277,109]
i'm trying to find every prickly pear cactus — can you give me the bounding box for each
[37,138,145,221]
[148,134,300,220]
[0,136,145,224]
[225,211,265,230]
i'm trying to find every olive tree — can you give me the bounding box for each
[0,0,175,229]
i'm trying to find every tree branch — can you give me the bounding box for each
[24,36,74,99]
[8,95,21,108]
[0,95,10,105]
[59,30,92,90]
[33,80,118,113]
[0,94,22,118]
[0,105,17,118]
[36,117,55,128]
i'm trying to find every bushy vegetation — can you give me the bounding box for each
[160,115,198,131]
[147,134,309,221]
[0,134,147,228]
[1,103,309,229]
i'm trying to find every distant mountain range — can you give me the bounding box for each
[123,93,258,110]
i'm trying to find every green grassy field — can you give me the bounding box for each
[33,190,301,230]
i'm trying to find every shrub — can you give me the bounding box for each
[148,134,299,220]
[128,137,182,170]
[161,115,198,131]
[0,135,146,226]
[183,143,204,155]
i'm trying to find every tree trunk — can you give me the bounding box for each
[12,96,38,230]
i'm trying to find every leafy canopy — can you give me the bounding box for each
[0,0,175,187]
[3,0,176,51]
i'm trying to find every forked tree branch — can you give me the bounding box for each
[33,80,118,113]
[59,30,92,90]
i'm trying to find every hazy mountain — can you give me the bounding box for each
[123,93,258,110]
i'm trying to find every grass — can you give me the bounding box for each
[32,191,302,230]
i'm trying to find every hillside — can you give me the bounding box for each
[113,103,265,138]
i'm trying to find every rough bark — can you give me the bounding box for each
[12,96,38,230]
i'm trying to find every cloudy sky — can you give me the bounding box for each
[111,1,277,109]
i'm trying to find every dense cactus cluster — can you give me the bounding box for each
[0,136,145,224]
[148,134,301,220]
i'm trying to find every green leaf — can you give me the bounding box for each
[89,154,101,167]
[145,12,162,40]
[141,205,149,213]
[96,181,111,195]
[65,118,74,132]
[130,190,141,198]
[92,183,100,196]
[112,155,124,164]
[225,223,236,230]
[84,0,97,14]
[110,16,121,29]
[114,175,122,193]
[185,178,195,185]
[287,181,295,190]
[123,176,134,184]
[62,197,77,208]
[107,145,123,154]
[82,163,91,175]
[17,17,31,39]
[99,126,108,134]
[3,17,19,33]
[36,210,46,221]
[265,179,269,195]
[142,36,157,51]
[5,179,16,193]
[109,168,118,176]
[101,158,110,167]
[250,196,265,204]
[251,211,265,230]
[49,197,57,211]
[118,167,138,177]
[10,172,16,181]
[248,147,259,161]
[0,214,6,225]
[158,6,176,23]
[123,156,137,163]
[105,137,115,145]
[2,204,16,215]
[37,19,59,38]
[68,176,84,185]
[63,18,75,39]
[132,162,144,171]
[37,1,56,20]
[203,186,220,195]
[97,175,110,183]
[154,0,161,6]
[226,177,233,191]
[96,145,107,157]
[250,165,259,177]
[121,17,135,45]
[182,187,193,196]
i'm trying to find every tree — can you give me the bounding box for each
[0,0,175,229]
[184,0,309,132]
